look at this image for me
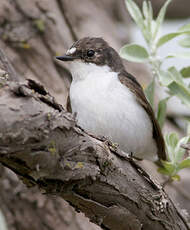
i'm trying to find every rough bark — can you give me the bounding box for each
[0,166,100,230]
[0,65,188,230]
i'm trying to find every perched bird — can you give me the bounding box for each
[56,37,166,161]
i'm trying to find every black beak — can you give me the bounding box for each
[56,55,78,62]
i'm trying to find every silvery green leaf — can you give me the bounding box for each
[157,97,169,129]
[168,66,184,84]
[178,23,190,32]
[157,166,171,175]
[153,0,172,40]
[158,70,173,86]
[147,2,153,37]
[142,1,149,19]
[175,136,190,162]
[168,81,190,109]
[166,52,190,59]
[120,43,149,63]
[165,132,178,162]
[148,1,153,21]
[157,32,182,48]
[171,174,180,181]
[157,30,190,48]
[168,133,178,149]
[144,78,155,108]
[178,157,190,170]
[125,0,144,27]
[178,36,190,48]
[125,0,148,41]
[142,1,152,37]
[161,160,176,175]
[180,66,190,78]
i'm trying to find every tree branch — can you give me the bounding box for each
[0,73,188,230]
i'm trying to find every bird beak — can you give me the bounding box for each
[56,55,78,62]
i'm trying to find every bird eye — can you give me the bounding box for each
[87,50,95,57]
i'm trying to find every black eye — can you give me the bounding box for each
[87,50,95,57]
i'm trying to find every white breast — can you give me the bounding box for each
[69,61,157,161]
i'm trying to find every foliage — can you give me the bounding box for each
[121,0,190,180]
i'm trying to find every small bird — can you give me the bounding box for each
[56,37,166,161]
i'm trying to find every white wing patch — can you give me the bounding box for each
[66,47,76,55]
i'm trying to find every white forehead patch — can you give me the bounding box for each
[66,47,76,55]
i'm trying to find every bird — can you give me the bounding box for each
[56,37,166,162]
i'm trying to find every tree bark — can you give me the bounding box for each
[0,67,188,230]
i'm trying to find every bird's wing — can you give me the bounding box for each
[118,70,166,161]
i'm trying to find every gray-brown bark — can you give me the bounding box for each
[0,67,188,230]
[0,166,100,230]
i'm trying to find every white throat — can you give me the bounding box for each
[69,61,112,82]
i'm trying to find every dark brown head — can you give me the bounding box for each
[56,37,124,72]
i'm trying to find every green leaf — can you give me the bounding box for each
[120,43,149,63]
[175,136,190,162]
[168,81,190,109]
[143,1,153,38]
[178,157,190,170]
[157,97,169,129]
[165,133,179,162]
[169,133,179,149]
[157,167,170,175]
[157,30,190,48]
[142,1,149,19]
[165,134,190,165]
[157,32,182,48]
[162,160,176,174]
[180,67,190,78]
[144,78,155,108]
[142,1,151,38]
[162,67,190,110]
[178,23,190,33]
[125,0,148,42]
[153,0,172,40]
[148,1,153,21]
[166,52,190,59]
[158,70,173,86]
[178,36,190,48]
[168,66,184,84]
[171,174,180,181]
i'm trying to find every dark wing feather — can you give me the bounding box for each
[118,70,166,161]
